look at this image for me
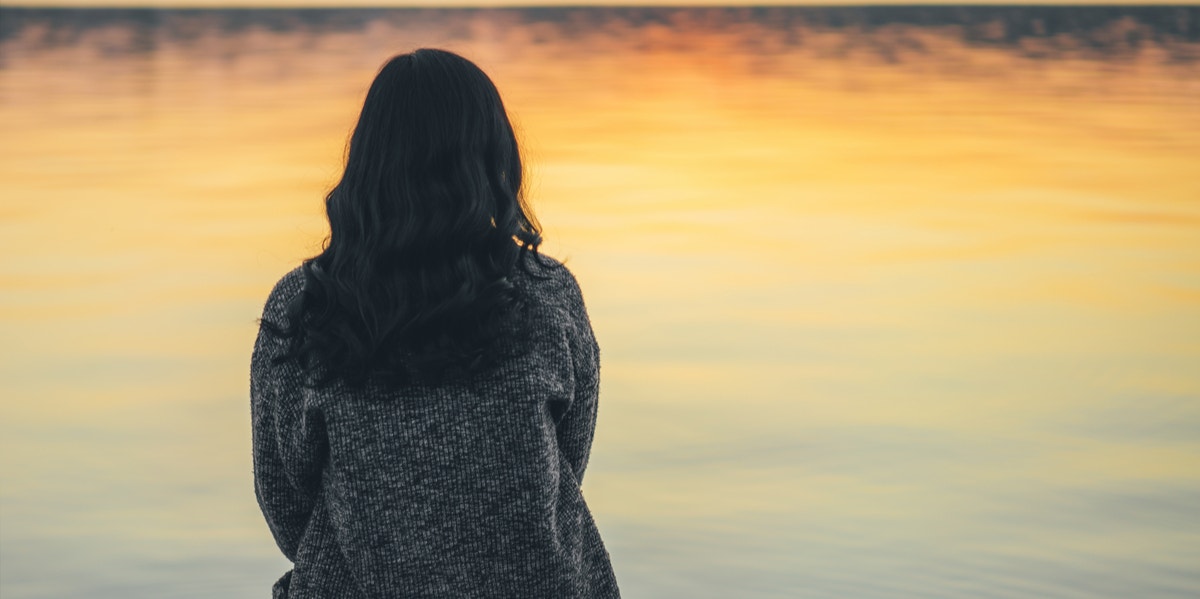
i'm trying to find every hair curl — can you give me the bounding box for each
[263,48,545,387]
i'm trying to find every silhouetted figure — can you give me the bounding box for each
[251,48,619,599]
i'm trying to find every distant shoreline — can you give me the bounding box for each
[4,4,1198,49]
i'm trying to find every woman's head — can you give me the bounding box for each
[331,48,537,259]
[268,49,545,387]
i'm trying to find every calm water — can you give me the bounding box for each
[1,6,1198,598]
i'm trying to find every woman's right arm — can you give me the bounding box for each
[555,269,602,485]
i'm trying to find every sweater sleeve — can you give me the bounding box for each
[250,277,327,563]
[556,269,602,485]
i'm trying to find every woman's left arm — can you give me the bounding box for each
[250,311,327,563]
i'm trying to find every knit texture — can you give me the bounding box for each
[251,256,620,599]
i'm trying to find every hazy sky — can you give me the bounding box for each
[5,0,1190,7]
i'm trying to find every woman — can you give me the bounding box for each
[251,49,620,598]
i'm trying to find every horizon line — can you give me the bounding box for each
[4,1,1197,8]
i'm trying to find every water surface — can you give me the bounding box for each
[1,6,1198,598]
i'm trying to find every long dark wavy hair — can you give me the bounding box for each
[263,48,544,387]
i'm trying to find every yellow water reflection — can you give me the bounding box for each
[1,7,1198,599]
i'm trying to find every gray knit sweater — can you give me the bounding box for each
[250,257,620,598]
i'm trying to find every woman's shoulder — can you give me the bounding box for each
[260,264,307,322]
[513,252,595,347]
[514,251,585,304]
[258,253,588,322]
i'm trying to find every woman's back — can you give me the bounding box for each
[252,254,619,598]
[249,48,619,598]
